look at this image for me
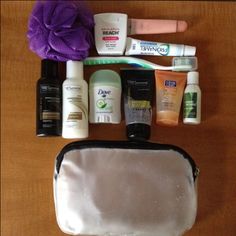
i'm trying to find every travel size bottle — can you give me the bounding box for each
[183,71,201,124]
[36,59,62,136]
[120,69,154,141]
[62,61,88,139]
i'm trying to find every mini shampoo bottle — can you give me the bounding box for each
[62,61,88,139]
[36,59,62,136]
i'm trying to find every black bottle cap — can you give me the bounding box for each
[41,59,58,78]
[127,123,151,141]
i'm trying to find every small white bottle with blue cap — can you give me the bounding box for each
[89,70,121,124]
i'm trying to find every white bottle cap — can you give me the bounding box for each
[184,45,196,56]
[187,71,199,84]
[66,60,84,79]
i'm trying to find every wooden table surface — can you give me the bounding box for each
[1,1,236,235]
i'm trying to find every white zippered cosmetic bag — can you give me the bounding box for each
[54,140,199,236]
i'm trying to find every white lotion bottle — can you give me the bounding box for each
[62,61,88,139]
[183,71,201,124]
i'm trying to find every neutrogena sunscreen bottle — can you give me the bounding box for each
[89,70,121,123]
[62,61,88,139]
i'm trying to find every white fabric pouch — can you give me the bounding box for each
[54,140,199,236]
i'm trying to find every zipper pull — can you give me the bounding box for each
[194,167,200,178]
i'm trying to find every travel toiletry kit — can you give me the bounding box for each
[29,1,201,235]
[54,140,198,236]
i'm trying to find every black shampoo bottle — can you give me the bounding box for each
[36,59,62,136]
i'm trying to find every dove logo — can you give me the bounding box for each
[98,89,111,96]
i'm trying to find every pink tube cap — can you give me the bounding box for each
[177,20,188,32]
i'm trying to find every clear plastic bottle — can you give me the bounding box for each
[62,61,88,139]
[183,72,201,124]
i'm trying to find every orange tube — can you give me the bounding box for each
[155,70,187,126]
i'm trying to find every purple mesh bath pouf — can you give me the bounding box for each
[27,0,94,61]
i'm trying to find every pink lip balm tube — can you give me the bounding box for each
[129,19,188,35]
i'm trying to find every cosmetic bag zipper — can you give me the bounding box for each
[56,140,199,180]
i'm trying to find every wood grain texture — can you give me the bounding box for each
[1,1,236,235]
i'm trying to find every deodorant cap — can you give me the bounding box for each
[187,71,199,84]
[41,59,58,78]
[66,60,84,79]
[90,70,121,89]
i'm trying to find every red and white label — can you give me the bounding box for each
[102,36,119,41]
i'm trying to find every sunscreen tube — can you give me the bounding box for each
[125,37,196,56]
[155,70,187,126]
